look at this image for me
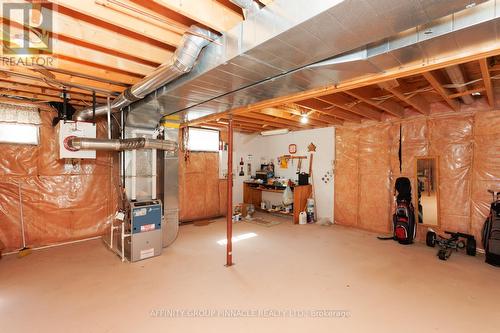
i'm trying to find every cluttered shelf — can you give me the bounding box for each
[254,206,294,217]
[243,181,311,224]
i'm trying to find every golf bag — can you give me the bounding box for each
[482,191,500,266]
[393,177,416,245]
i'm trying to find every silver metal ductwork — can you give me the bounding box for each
[230,0,261,18]
[72,25,218,121]
[67,137,178,152]
[126,0,493,126]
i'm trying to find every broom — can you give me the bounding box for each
[17,182,31,258]
[308,153,318,222]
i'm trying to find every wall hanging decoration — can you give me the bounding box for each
[289,144,297,154]
[322,170,334,184]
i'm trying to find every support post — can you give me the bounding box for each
[107,96,112,140]
[226,118,234,267]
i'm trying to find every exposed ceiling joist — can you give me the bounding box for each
[258,108,324,127]
[479,58,495,108]
[0,96,55,110]
[344,88,404,118]
[422,71,460,111]
[47,0,183,47]
[317,94,383,121]
[151,0,242,32]
[0,79,108,104]
[0,88,89,106]
[284,99,363,122]
[448,87,486,99]
[44,59,141,86]
[0,75,110,98]
[284,105,343,126]
[444,65,474,105]
[237,112,304,130]
[0,66,123,95]
[7,4,174,65]
[378,79,431,116]
[0,25,155,77]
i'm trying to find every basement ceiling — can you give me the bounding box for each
[0,0,251,107]
[194,56,499,133]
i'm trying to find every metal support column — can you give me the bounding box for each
[226,118,233,267]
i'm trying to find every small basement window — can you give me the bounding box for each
[0,123,39,145]
[0,103,41,145]
[187,127,219,152]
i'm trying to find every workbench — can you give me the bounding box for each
[243,181,312,224]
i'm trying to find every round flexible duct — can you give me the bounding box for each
[72,26,218,121]
[67,137,178,152]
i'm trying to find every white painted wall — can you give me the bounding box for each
[230,127,335,220]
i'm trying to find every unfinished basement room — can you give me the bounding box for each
[1,0,500,332]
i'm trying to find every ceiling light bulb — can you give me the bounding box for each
[300,114,308,124]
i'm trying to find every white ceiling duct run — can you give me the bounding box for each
[127,0,490,127]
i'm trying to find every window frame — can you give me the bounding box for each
[0,122,40,145]
[186,127,220,153]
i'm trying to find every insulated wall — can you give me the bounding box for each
[334,110,500,245]
[0,110,120,252]
[178,152,221,222]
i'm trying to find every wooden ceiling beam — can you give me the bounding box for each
[237,112,305,130]
[206,121,259,132]
[281,105,343,126]
[151,0,242,32]
[0,76,110,99]
[215,0,244,14]
[448,87,485,99]
[259,108,327,127]
[0,97,54,111]
[276,99,362,122]
[378,79,431,115]
[47,0,183,47]
[213,116,277,130]
[479,58,495,108]
[7,5,174,65]
[422,71,460,111]
[45,58,141,86]
[317,94,383,121]
[0,80,108,104]
[0,66,125,95]
[444,65,474,105]
[0,23,156,77]
[0,89,90,106]
[344,88,404,118]
[230,118,279,130]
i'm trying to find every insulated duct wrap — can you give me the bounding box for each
[334,110,500,247]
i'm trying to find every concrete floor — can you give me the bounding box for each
[1,213,499,333]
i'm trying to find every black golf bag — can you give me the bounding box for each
[393,177,416,245]
[482,190,500,267]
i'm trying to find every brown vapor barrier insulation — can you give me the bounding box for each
[178,152,221,222]
[0,110,120,252]
[335,110,500,246]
